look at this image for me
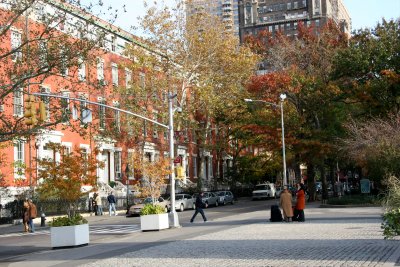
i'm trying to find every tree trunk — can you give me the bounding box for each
[306,163,316,202]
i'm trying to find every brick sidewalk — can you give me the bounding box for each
[79,206,400,267]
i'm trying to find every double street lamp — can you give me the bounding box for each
[244,94,288,186]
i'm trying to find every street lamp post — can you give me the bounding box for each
[245,94,288,186]
[168,92,180,228]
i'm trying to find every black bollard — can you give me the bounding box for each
[41,213,46,227]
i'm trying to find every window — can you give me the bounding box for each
[139,72,145,88]
[303,0,307,7]
[315,19,320,27]
[114,101,120,132]
[60,49,68,76]
[152,112,158,138]
[11,30,22,61]
[111,35,116,52]
[78,58,86,81]
[114,150,121,179]
[294,22,298,30]
[40,86,50,121]
[112,63,118,86]
[294,1,298,9]
[143,120,147,137]
[127,150,135,179]
[97,58,104,82]
[13,88,23,117]
[14,140,25,178]
[61,91,70,122]
[125,69,132,88]
[98,98,106,129]
[287,2,291,10]
[38,40,47,69]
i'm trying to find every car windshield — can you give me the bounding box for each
[175,195,183,200]
[218,192,225,196]
[143,198,153,204]
[255,185,270,190]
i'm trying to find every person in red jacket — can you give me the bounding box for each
[293,183,306,222]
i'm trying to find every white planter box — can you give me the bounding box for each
[50,224,89,248]
[140,213,169,231]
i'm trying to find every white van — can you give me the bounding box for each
[252,183,276,200]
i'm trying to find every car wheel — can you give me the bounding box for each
[223,200,226,205]
[179,204,184,212]
[215,201,219,207]
[231,199,235,205]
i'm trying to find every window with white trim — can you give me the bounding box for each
[78,58,86,81]
[98,97,106,129]
[13,88,23,117]
[139,72,145,88]
[11,30,22,62]
[112,63,118,86]
[97,58,104,82]
[125,68,132,88]
[61,91,70,122]
[40,86,50,121]
[192,156,197,177]
[14,140,25,178]
[114,150,122,179]
[114,101,120,132]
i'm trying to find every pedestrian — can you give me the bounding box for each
[190,192,208,223]
[279,187,293,222]
[22,200,29,233]
[293,183,306,222]
[93,193,98,215]
[27,199,37,232]
[107,192,117,216]
[95,193,103,216]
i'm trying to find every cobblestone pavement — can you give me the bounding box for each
[80,207,400,267]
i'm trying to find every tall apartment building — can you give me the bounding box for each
[238,0,351,42]
[186,0,241,36]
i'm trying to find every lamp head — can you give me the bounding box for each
[279,93,287,101]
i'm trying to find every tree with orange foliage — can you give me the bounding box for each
[35,142,103,218]
[129,150,171,203]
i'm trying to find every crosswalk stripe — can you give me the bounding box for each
[0,224,141,238]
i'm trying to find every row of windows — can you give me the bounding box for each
[258,0,307,14]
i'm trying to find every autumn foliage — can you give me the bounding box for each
[35,143,103,218]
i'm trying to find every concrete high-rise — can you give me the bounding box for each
[186,0,241,37]
[238,0,351,42]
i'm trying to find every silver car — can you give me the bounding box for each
[170,194,195,212]
[216,191,235,205]
[193,192,219,207]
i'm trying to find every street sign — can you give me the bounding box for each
[360,179,370,194]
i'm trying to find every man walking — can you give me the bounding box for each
[190,192,208,223]
[107,192,117,216]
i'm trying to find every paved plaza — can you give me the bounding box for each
[79,206,400,267]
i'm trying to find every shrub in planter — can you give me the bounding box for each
[140,204,166,216]
[49,214,88,227]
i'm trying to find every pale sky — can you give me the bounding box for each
[85,0,400,34]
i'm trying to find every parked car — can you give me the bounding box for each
[275,187,283,197]
[252,183,277,200]
[169,194,195,212]
[193,192,219,207]
[216,191,235,205]
[127,197,170,216]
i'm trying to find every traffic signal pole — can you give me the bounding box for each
[31,92,181,228]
